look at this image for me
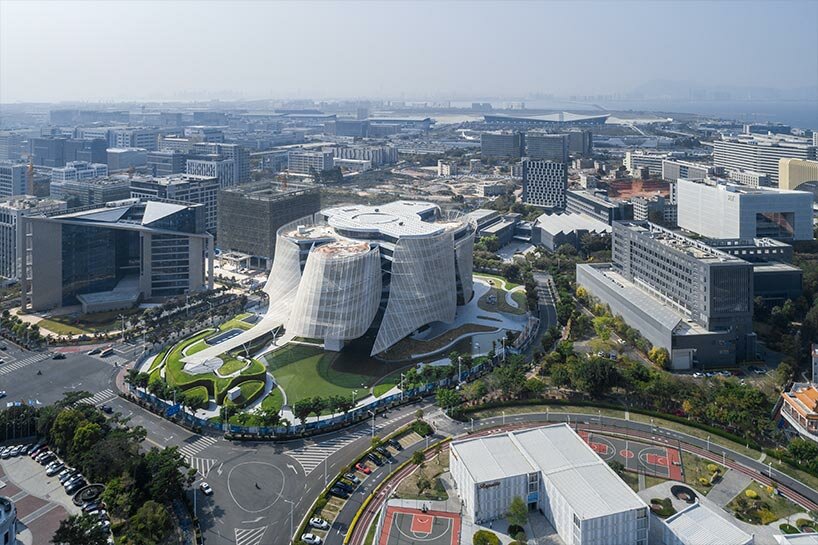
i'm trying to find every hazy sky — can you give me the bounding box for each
[1,0,817,103]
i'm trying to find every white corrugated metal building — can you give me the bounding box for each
[450,424,649,545]
[662,501,753,545]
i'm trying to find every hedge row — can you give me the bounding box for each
[457,398,761,451]
[224,380,266,409]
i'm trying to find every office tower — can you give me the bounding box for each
[623,151,668,176]
[21,199,213,313]
[565,189,633,224]
[187,157,235,189]
[0,496,18,545]
[577,221,755,368]
[130,174,219,232]
[0,162,27,198]
[30,137,66,167]
[778,158,818,190]
[0,196,66,280]
[567,129,593,156]
[743,123,792,135]
[191,142,250,184]
[110,128,161,151]
[332,145,398,166]
[217,183,321,269]
[631,195,677,227]
[64,138,108,164]
[713,134,816,184]
[159,136,197,152]
[522,160,567,209]
[50,161,108,182]
[526,133,569,162]
[184,126,225,143]
[50,177,132,207]
[107,148,148,171]
[676,178,813,241]
[727,169,771,188]
[661,159,721,183]
[0,132,27,161]
[147,150,188,177]
[480,131,524,158]
[287,150,335,175]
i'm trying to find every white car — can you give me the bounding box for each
[309,517,329,530]
[692,372,704,378]
[0,391,6,399]
[301,534,323,545]
[199,482,213,496]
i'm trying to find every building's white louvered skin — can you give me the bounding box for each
[265,201,475,356]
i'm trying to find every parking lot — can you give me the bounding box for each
[0,443,85,545]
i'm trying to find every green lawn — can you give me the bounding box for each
[39,309,141,335]
[218,357,248,375]
[477,287,526,315]
[378,323,497,361]
[682,451,725,496]
[261,389,284,412]
[265,343,408,404]
[474,273,520,290]
[373,369,404,397]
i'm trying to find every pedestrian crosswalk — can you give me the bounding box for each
[188,456,217,477]
[178,435,218,459]
[234,526,267,545]
[0,353,50,376]
[287,429,371,475]
[76,389,117,406]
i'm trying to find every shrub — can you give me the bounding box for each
[473,530,500,545]
[745,489,759,499]
[507,525,525,537]
[779,523,800,534]
[412,419,433,437]
[707,464,719,473]
[698,477,711,487]
[795,518,815,529]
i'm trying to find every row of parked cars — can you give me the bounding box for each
[301,439,406,544]
[1,441,111,533]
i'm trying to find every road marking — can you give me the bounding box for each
[286,429,370,475]
[217,462,224,476]
[286,464,297,474]
[76,388,116,407]
[188,456,218,478]
[235,526,267,545]
[0,353,50,376]
[242,516,264,524]
[179,435,218,458]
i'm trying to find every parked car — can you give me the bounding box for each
[366,453,384,466]
[10,445,23,457]
[65,479,86,494]
[334,481,354,493]
[63,475,83,489]
[387,439,403,451]
[199,482,213,496]
[59,469,77,483]
[343,473,360,484]
[309,517,329,530]
[82,501,100,513]
[301,533,323,545]
[375,447,393,460]
[100,405,113,414]
[97,520,111,531]
[355,462,371,475]
[328,487,349,499]
[38,453,56,465]
[87,348,101,355]
[692,372,704,378]
[46,463,65,476]
[0,343,7,350]
[52,352,66,360]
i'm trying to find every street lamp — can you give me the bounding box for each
[706,435,711,452]
[457,356,462,384]
[368,410,375,437]
[352,389,358,406]
[399,373,405,401]
[284,499,294,544]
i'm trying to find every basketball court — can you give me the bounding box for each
[378,506,461,545]
[578,430,683,481]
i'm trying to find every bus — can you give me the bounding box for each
[100,347,114,357]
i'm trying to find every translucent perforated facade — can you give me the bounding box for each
[266,201,475,356]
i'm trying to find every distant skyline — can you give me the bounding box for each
[1,0,817,103]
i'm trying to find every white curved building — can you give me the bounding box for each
[0,496,17,545]
[272,201,476,355]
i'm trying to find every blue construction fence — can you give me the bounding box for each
[128,352,506,439]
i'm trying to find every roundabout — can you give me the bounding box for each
[226,461,287,514]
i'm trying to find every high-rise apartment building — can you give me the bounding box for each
[525,133,568,162]
[287,150,335,175]
[0,162,27,198]
[130,174,220,232]
[187,157,235,189]
[577,221,756,369]
[567,129,593,156]
[0,196,66,280]
[192,143,250,184]
[480,131,525,158]
[522,160,567,209]
[50,161,108,182]
[676,178,813,241]
[713,134,816,183]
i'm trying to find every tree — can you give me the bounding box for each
[292,399,313,425]
[473,530,500,545]
[648,347,670,369]
[411,450,425,466]
[143,447,191,503]
[124,500,172,544]
[436,388,460,410]
[52,514,109,545]
[72,422,102,456]
[571,357,619,398]
[507,496,528,528]
[50,409,85,454]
